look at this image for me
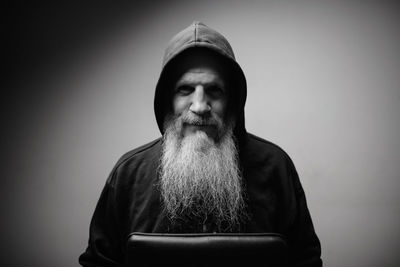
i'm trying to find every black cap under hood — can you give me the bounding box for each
[154,21,247,143]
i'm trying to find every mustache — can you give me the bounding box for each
[179,113,221,127]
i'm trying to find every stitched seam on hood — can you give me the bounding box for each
[194,22,198,44]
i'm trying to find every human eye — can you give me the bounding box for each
[175,85,193,95]
[206,85,224,98]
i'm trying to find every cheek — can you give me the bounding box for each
[212,100,228,119]
[172,96,187,115]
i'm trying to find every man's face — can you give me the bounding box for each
[172,65,228,142]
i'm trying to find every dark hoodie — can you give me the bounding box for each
[79,22,322,267]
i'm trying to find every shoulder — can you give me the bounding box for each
[115,138,162,167]
[242,132,293,165]
[106,138,163,185]
[241,133,302,193]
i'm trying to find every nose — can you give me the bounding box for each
[189,86,211,115]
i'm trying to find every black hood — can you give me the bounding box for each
[154,21,247,142]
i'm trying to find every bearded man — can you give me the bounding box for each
[79,22,322,267]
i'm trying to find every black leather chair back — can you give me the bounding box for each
[126,233,288,267]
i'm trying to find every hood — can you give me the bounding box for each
[154,21,247,143]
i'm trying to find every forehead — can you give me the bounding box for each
[172,49,230,84]
[176,67,225,86]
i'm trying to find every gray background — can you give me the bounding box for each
[3,0,400,266]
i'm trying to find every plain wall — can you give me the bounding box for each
[3,1,400,266]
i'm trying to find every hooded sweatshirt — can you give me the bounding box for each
[79,22,322,267]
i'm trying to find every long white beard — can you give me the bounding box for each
[159,117,246,232]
